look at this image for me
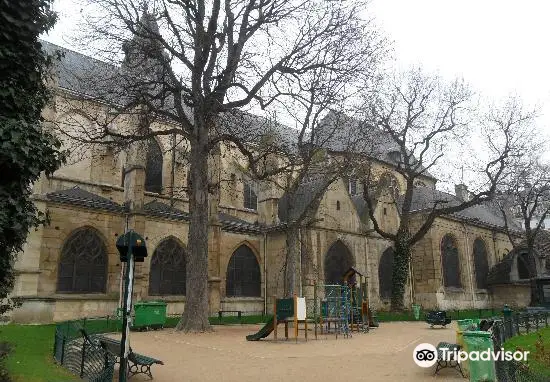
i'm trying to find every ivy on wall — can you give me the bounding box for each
[0,0,66,315]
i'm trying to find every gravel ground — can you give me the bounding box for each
[113,321,467,382]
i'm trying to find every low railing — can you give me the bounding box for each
[53,316,121,381]
[491,312,550,382]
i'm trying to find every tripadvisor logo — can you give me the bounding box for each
[413,343,529,368]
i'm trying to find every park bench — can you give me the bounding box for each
[426,310,452,328]
[218,310,242,323]
[434,342,465,378]
[79,329,164,380]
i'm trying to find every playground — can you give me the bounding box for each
[110,321,465,381]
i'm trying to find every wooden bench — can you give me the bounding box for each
[218,310,242,323]
[434,342,465,378]
[80,330,164,380]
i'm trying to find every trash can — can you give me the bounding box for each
[132,301,167,331]
[462,331,496,382]
[412,304,421,320]
[456,319,477,376]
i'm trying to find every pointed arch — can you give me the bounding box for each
[324,240,354,285]
[226,244,261,297]
[57,227,108,293]
[148,236,186,295]
[473,238,489,289]
[517,251,536,280]
[379,247,394,299]
[145,137,163,193]
[441,234,461,288]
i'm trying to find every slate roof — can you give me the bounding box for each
[143,200,190,220]
[407,186,521,230]
[46,187,261,234]
[46,186,124,212]
[218,212,262,234]
[41,41,120,101]
[278,176,328,222]
[143,202,262,233]
[316,111,436,179]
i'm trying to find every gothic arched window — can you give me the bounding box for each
[149,237,186,295]
[473,238,489,289]
[441,234,461,288]
[379,247,394,299]
[226,245,261,297]
[57,227,108,293]
[349,178,357,195]
[517,252,534,280]
[324,240,354,285]
[145,138,163,193]
[243,183,257,210]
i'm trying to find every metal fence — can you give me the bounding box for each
[53,316,120,381]
[491,312,550,382]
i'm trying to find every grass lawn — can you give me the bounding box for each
[504,326,550,377]
[0,315,267,381]
[0,324,76,382]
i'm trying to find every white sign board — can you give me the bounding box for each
[296,297,306,320]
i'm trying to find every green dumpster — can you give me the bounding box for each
[412,304,421,320]
[463,331,496,382]
[132,301,167,331]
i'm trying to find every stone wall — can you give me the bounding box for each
[490,283,531,309]
[411,215,514,310]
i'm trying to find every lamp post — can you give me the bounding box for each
[119,232,134,382]
[116,230,147,382]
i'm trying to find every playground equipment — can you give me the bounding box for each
[246,294,313,342]
[343,267,375,332]
[319,284,352,338]
[246,268,377,341]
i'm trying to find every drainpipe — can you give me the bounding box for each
[170,132,176,207]
[263,231,268,315]
[364,235,370,305]
[409,256,415,305]
[298,228,303,297]
[461,221,476,308]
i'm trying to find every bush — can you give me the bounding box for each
[0,342,11,382]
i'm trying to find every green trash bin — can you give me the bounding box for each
[132,301,167,331]
[412,304,421,320]
[456,319,478,376]
[462,331,496,382]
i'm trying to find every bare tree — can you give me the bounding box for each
[497,157,550,263]
[54,0,379,331]
[356,70,535,311]
[227,29,385,296]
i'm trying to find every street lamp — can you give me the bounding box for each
[116,230,147,382]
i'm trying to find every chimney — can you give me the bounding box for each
[455,184,469,202]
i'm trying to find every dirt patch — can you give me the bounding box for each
[114,322,466,382]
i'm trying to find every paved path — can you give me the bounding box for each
[117,321,466,382]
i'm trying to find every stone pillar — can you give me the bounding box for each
[207,144,222,315]
[123,138,147,301]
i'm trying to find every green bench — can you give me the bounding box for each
[434,342,465,378]
[80,329,164,380]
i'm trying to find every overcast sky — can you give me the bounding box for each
[45,0,550,146]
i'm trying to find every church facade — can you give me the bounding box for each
[9,42,527,323]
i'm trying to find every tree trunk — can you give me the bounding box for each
[390,236,411,311]
[176,123,213,332]
[285,226,300,297]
